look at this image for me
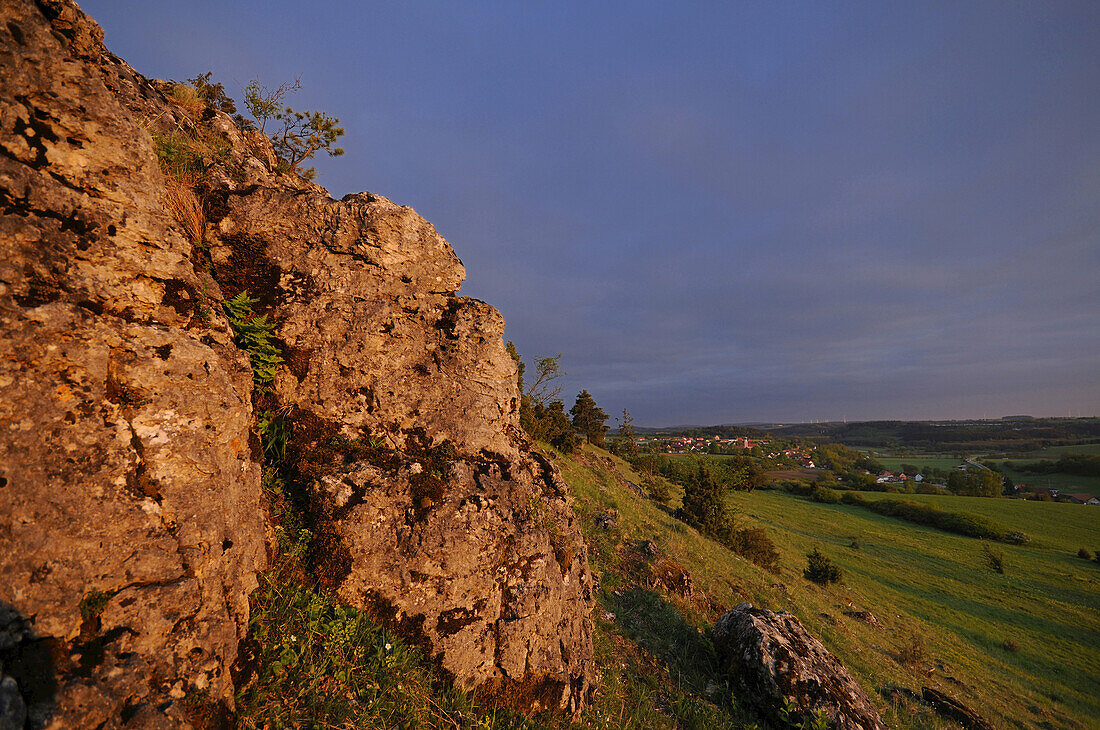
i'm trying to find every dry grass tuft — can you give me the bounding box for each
[163,174,205,246]
[169,83,205,119]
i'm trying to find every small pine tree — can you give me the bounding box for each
[244,77,345,179]
[803,547,842,584]
[569,390,609,447]
[677,464,737,544]
[612,408,638,457]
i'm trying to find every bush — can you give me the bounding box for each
[842,495,1028,544]
[645,476,672,504]
[1077,547,1093,560]
[730,528,780,571]
[898,635,927,667]
[811,485,842,504]
[841,490,869,506]
[803,547,841,585]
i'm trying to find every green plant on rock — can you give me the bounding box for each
[258,409,288,463]
[223,290,282,390]
[244,77,344,179]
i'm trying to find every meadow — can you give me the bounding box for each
[554,446,1100,729]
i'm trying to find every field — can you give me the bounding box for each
[554,446,1100,729]
[1020,442,1100,458]
[986,461,1100,499]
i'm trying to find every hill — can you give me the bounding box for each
[550,445,1100,729]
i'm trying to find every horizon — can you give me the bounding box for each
[80,0,1100,425]
[631,413,1100,431]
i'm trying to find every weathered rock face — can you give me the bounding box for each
[713,603,887,730]
[0,0,267,727]
[201,115,595,715]
[0,0,595,723]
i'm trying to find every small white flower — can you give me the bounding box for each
[290,635,297,642]
[385,643,392,651]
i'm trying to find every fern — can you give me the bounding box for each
[223,290,282,390]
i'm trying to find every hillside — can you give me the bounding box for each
[550,445,1100,729]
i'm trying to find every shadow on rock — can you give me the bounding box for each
[0,602,56,729]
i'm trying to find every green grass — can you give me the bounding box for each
[553,445,1100,730]
[987,461,1100,499]
[1021,443,1100,458]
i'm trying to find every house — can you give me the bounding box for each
[1064,493,1100,506]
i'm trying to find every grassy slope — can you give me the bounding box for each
[741,491,1100,729]
[554,446,955,729]
[553,445,1100,730]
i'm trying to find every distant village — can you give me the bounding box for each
[636,435,1100,505]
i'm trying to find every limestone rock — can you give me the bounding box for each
[1,0,595,723]
[0,1,267,726]
[313,451,594,713]
[921,687,993,730]
[713,603,887,730]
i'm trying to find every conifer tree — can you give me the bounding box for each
[569,390,609,447]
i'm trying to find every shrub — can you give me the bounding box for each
[803,547,841,585]
[730,528,780,571]
[1002,639,1019,652]
[187,71,238,116]
[982,542,1005,574]
[645,476,671,504]
[811,485,842,504]
[841,490,869,506]
[1077,547,1093,560]
[843,496,1028,544]
[898,635,927,667]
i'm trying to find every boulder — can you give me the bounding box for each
[922,687,993,730]
[713,603,887,730]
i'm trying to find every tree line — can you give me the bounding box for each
[507,343,632,455]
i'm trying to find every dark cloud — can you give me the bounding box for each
[83,0,1100,425]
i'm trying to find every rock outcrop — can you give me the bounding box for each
[200,90,594,717]
[0,0,594,725]
[1,1,267,726]
[713,603,887,730]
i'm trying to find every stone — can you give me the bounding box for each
[1,1,267,726]
[0,0,596,722]
[713,603,887,730]
[922,687,993,730]
[0,677,27,730]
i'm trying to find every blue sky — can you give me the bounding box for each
[81,1,1100,425]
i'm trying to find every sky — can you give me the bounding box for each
[80,1,1100,426]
